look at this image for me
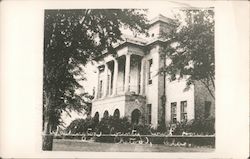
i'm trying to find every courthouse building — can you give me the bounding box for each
[91,15,215,128]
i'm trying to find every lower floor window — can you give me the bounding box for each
[171,102,177,123]
[180,101,187,121]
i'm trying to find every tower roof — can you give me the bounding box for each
[149,14,175,26]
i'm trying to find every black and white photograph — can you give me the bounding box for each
[42,8,215,152]
[0,0,249,158]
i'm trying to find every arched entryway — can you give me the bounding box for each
[131,109,141,124]
[93,112,99,123]
[113,109,120,118]
[103,110,109,118]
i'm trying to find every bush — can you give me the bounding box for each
[157,120,168,133]
[132,124,152,135]
[97,119,153,135]
[66,116,132,135]
[65,117,98,134]
[202,117,215,134]
[172,117,215,135]
[172,121,188,135]
[96,116,132,134]
[65,119,85,134]
[115,117,132,133]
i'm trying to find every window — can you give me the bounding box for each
[99,80,103,98]
[107,75,110,95]
[103,110,109,118]
[148,59,153,84]
[205,101,211,118]
[94,112,99,123]
[171,102,177,123]
[147,104,152,124]
[113,109,120,119]
[180,101,187,121]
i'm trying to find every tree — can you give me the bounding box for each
[160,9,215,99]
[43,9,148,150]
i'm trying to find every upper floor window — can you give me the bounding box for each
[99,80,103,98]
[148,59,153,84]
[107,74,110,95]
[180,101,187,121]
[171,102,177,123]
[205,101,211,118]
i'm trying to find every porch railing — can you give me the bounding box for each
[116,85,140,95]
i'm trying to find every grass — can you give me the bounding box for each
[52,139,214,152]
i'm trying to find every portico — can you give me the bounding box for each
[94,53,144,99]
[92,45,146,124]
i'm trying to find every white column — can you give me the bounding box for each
[103,63,109,97]
[124,54,131,93]
[94,67,100,99]
[140,58,144,95]
[112,59,118,96]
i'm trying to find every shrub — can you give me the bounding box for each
[65,118,87,134]
[172,121,188,135]
[115,117,132,133]
[95,116,110,134]
[95,116,132,134]
[157,120,168,133]
[65,117,97,134]
[132,124,152,135]
[172,117,215,135]
[202,117,215,135]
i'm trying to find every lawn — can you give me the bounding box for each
[52,139,214,152]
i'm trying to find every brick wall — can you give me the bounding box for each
[194,80,215,120]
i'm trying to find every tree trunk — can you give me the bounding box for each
[42,92,54,151]
[42,134,53,151]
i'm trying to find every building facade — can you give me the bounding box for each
[91,15,215,128]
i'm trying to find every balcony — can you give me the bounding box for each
[94,84,141,100]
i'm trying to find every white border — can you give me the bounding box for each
[0,0,249,158]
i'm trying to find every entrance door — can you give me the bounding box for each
[131,109,141,124]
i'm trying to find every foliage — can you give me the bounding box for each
[96,116,132,134]
[43,9,148,133]
[172,117,215,135]
[66,116,215,136]
[65,116,215,136]
[132,124,152,135]
[189,117,215,135]
[95,117,111,134]
[95,116,154,135]
[66,116,132,134]
[160,9,215,98]
[172,121,189,135]
[65,117,97,134]
[65,118,87,134]
[66,116,158,135]
[157,120,168,133]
